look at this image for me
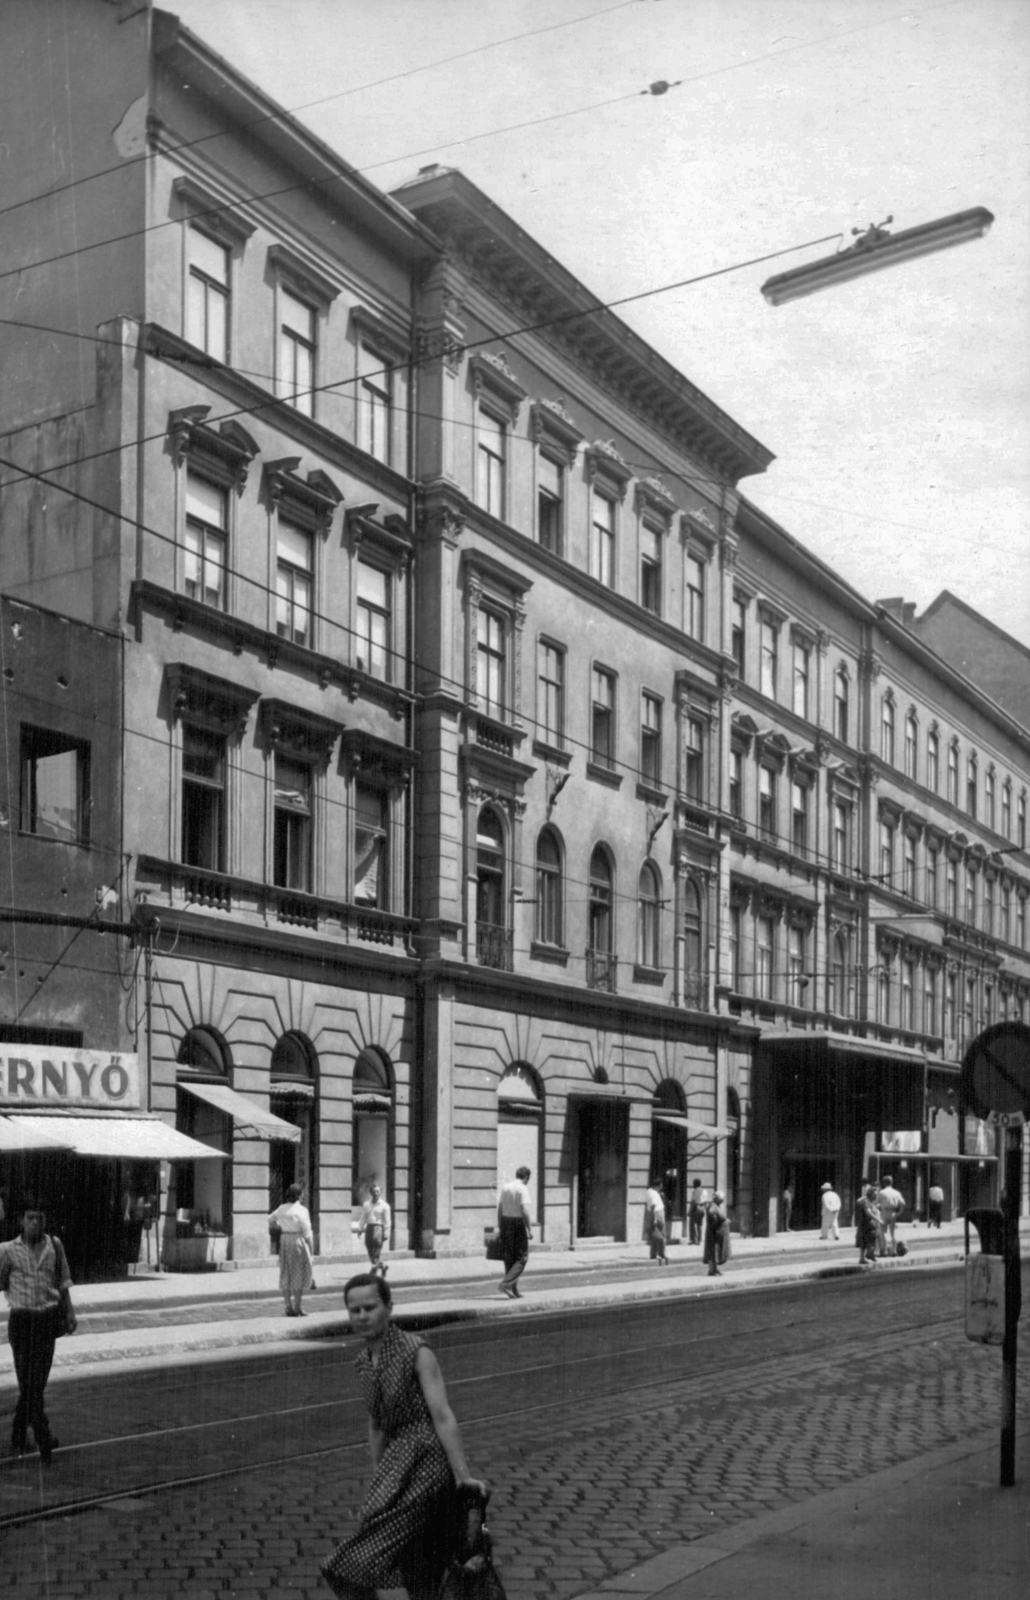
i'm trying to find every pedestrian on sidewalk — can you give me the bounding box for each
[781,1184,794,1232]
[876,1175,905,1255]
[928,1182,944,1228]
[703,1191,731,1276]
[360,1182,392,1278]
[855,1184,881,1266]
[819,1182,842,1241]
[268,1183,314,1317]
[496,1166,532,1299]
[321,1273,487,1600]
[687,1179,708,1245]
[0,1200,76,1465]
[644,1181,668,1265]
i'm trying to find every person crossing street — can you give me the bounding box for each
[0,1201,76,1465]
[496,1166,532,1298]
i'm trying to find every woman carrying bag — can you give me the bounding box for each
[322,1272,504,1599]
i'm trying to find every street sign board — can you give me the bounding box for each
[961,1023,1030,1122]
[988,1110,1027,1130]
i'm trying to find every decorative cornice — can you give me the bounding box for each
[350,305,411,361]
[171,174,256,242]
[168,406,259,490]
[259,698,343,766]
[585,439,633,496]
[469,351,526,421]
[529,398,583,466]
[635,475,678,526]
[263,459,344,533]
[266,242,340,304]
[165,663,259,736]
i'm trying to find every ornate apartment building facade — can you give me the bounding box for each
[1,3,1026,1276]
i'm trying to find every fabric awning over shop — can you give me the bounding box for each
[759,1030,939,1067]
[6,1115,229,1161]
[652,1112,733,1138]
[0,1116,74,1153]
[179,1082,302,1143]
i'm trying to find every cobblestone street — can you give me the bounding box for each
[1,1268,1025,1599]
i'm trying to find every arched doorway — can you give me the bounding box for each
[175,1026,233,1238]
[269,1033,318,1237]
[352,1046,394,1238]
[651,1079,688,1232]
[497,1064,543,1234]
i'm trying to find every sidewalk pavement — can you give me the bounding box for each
[2,1215,1024,1382]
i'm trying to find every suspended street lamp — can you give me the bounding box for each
[761,207,994,305]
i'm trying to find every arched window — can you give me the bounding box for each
[352,1046,394,1223]
[535,826,563,947]
[270,1033,318,1219]
[651,1078,688,1225]
[682,879,704,1008]
[587,846,615,991]
[476,806,509,969]
[725,1087,741,1211]
[637,861,661,969]
[497,1063,543,1233]
[904,711,918,779]
[881,695,895,765]
[834,667,849,744]
[175,1027,232,1236]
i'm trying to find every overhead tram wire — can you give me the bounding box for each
[0,225,841,502]
[0,0,642,225]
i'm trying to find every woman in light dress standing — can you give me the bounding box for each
[268,1181,314,1316]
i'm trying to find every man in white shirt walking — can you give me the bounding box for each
[0,1201,76,1464]
[819,1182,842,1240]
[497,1167,532,1298]
[876,1176,906,1255]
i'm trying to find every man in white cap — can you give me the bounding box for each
[819,1182,841,1241]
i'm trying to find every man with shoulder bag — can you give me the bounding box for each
[0,1200,76,1464]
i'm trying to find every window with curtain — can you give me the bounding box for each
[354,782,388,908]
[535,827,563,947]
[274,755,312,892]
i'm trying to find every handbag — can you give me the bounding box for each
[485,1232,504,1263]
[51,1237,76,1337]
[269,1221,282,1253]
[438,1488,507,1600]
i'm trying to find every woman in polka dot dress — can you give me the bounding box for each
[322,1273,487,1600]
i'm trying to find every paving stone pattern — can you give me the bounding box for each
[1,1315,1025,1598]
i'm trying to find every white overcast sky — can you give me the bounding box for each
[174,0,1030,648]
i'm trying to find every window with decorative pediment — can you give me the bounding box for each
[881,693,895,765]
[904,710,918,779]
[927,727,939,792]
[166,664,260,891]
[260,700,342,911]
[685,549,706,641]
[635,478,675,618]
[169,407,259,615]
[462,552,530,733]
[172,177,255,367]
[985,767,996,830]
[263,460,343,655]
[531,400,581,557]
[966,752,978,818]
[471,354,526,525]
[341,730,415,919]
[947,739,959,805]
[351,309,408,467]
[834,665,849,743]
[1002,778,1012,837]
[585,442,631,591]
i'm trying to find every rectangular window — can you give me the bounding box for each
[729,747,743,819]
[354,781,388,908]
[685,552,705,640]
[641,694,662,786]
[985,770,995,830]
[273,755,312,892]
[279,287,316,416]
[759,766,776,841]
[967,759,978,817]
[905,717,918,779]
[926,848,939,909]
[903,832,917,897]
[358,345,392,465]
[878,968,892,1026]
[756,916,774,999]
[1018,894,1027,950]
[881,699,895,765]
[184,474,227,609]
[947,743,959,805]
[181,725,225,870]
[788,925,806,1007]
[879,821,894,886]
[1019,793,1027,850]
[20,726,90,847]
[760,618,778,698]
[537,453,563,554]
[731,599,747,678]
[590,492,615,588]
[945,973,957,1040]
[477,608,506,719]
[791,781,808,856]
[927,732,939,792]
[729,905,742,989]
[187,227,229,362]
[1002,884,1012,943]
[792,641,810,719]
[1002,781,1012,837]
[640,524,662,615]
[832,800,850,872]
[901,960,914,1031]
[591,668,615,768]
[984,875,995,936]
[834,670,849,743]
[946,858,958,918]
[924,967,938,1035]
[965,866,976,925]
[536,837,562,947]
[537,642,565,748]
[476,407,506,518]
[684,716,705,803]
[276,520,313,647]
[355,560,390,680]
